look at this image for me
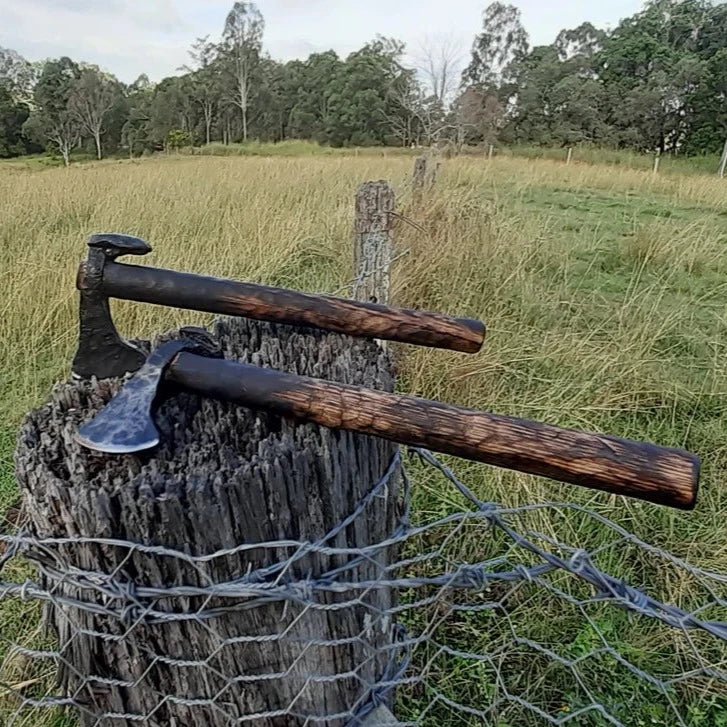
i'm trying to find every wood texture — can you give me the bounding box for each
[412,154,439,203]
[15,320,401,726]
[169,355,699,509]
[98,260,485,354]
[351,189,401,721]
[353,181,394,304]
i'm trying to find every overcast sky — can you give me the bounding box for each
[2,0,643,84]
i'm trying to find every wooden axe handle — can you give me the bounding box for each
[171,354,700,510]
[100,262,486,353]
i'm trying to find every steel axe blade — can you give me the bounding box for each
[76,330,220,454]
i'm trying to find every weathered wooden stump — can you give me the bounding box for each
[15,318,401,726]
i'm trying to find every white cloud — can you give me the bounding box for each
[0,0,643,84]
[0,0,193,80]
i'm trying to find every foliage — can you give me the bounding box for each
[462,2,529,88]
[0,83,30,157]
[23,57,81,166]
[219,1,264,142]
[0,46,37,103]
[466,0,727,156]
[1,1,727,161]
[165,128,192,150]
[68,67,122,159]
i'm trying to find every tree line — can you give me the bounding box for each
[0,0,725,164]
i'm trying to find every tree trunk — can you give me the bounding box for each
[94,130,102,160]
[242,104,248,142]
[15,318,400,727]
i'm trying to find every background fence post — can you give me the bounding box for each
[353,181,395,304]
[353,182,400,726]
[488,143,494,160]
[718,138,727,178]
[653,150,661,175]
[566,147,573,165]
[412,153,439,205]
[412,155,427,205]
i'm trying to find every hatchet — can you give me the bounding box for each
[71,234,485,380]
[76,330,700,511]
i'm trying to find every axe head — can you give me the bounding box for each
[76,328,222,454]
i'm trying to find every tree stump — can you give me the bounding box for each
[15,318,401,726]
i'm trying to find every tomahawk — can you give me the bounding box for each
[73,234,700,510]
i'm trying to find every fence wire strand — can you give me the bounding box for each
[1,448,726,726]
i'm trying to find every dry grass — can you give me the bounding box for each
[1,152,727,724]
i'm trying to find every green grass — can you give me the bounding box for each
[0,151,99,170]
[0,429,16,516]
[196,139,387,157]
[493,143,725,177]
[1,152,726,724]
[4,140,723,179]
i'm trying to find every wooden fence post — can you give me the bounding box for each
[412,152,439,204]
[718,138,727,179]
[653,151,661,175]
[412,155,427,204]
[16,194,403,725]
[353,181,395,304]
[488,144,494,160]
[364,705,399,725]
[566,147,573,165]
[354,182,401,726]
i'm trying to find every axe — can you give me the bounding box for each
[75,328,700,510]
[71,234,485,380]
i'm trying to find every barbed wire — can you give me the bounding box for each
[1,447,726,726]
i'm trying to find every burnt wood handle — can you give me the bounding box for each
[98,262,485,353]
[170,354,700,510]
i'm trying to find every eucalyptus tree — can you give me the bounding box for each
[219,1,264,141]
[68,66,122,159]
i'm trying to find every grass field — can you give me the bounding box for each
[2,138,724,177]
[1,151,726,724]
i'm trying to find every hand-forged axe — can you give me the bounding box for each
[77,327,700,511]
[71,234,485,380]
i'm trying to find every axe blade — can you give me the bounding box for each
[75,340,193,454]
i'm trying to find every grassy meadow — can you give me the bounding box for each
[1,150,727,724]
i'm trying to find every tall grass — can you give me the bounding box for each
[491,143,725,176]
[197,139,358,156]
[4,140,724,177]
[1,153,726,724]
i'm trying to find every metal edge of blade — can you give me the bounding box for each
[74,428,160,454]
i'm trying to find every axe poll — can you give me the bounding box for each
[77,330,700,511]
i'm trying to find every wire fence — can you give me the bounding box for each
[1,445,726,726]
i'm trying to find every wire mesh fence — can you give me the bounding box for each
[1,446,726,726]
